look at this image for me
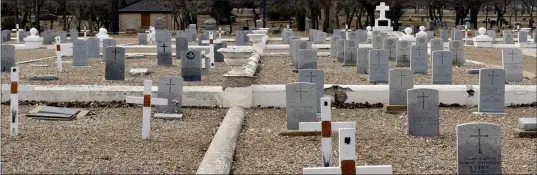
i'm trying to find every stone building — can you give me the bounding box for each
[118,0,173,31]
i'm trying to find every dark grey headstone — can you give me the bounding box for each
[2,30,11,42]
[69,29,78,41]
[410,45,428,73]
[1,45,15,72]
[336,39,345,63]
[343,40,358,66]
[105,47,126,80]
[181,50,202,81]
[298,49,318,69]
[44,30,56,44]
[157,77,183,114]
[448,40,465,66]
[502,48,523,82]
[102,39,117,62]
[298,69,325,113]
[477,69,505,114]
[457,123,502,174]
[357,48,372,74]
[176,36,189,60]
[368,49,389,83]
[138,33,148,45]
[396,40,411,67]
[87,38,100,58]
[214,41,227,62]
[518,31,528,43]
[73,40,88,66]
[503,30,514,44]
[286,82,317,130]
[432,51,453,84]
[407,88,439,136]
[330,35,342,58]
[235,31,246,46]
[157,41,173,66]
[389,68,414,105]
[383,38,397,60]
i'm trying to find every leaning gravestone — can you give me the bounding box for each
[298,49,318,69]
[69,29,78,41]
[456,122,502,174]
[1,45,15,72]
[293,41,312,69]
[286,82,317,130]
[157,41,173,66]
[157,77,183,114]
[429,39,444,57]
[138,33,148,45]
[432,51,454,84]
[73,40,89,66]
[502,48,523,82]
[383,38,397,60]
[368,49,389,83]
[357,48,372,74]
[102,39,117,62]
[343,40,358,66]
[396,40,411,67]
[87,38,100,58]
[415,36,428,47]
[105,47,126,80]
[407,88,439,136]
[503,30,514,44]
[372,36,383,49]
[476,69,506,114]
[176,36,189,60]
[410,45,428,73]
[389,68,414,105]
[298,69,325,113]
[452,30,463,41]
[518,31,528,43]
[330,35,342,58]
[181,50,202,81]
[336,39,345,63]
[440,29,448,42]
[449,40,465,66]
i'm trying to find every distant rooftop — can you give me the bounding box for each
[118,0,172,13]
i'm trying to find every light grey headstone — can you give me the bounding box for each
[157,41,173,66]
[235,31,245,46]
[452,30,463,41]
[372,36,383,49]
[283,31,294,44]
[396,40,411,67]
[333,30,346,40]
[383,38,397,60]
[372,30,381,37]
[389,68,414,105]
[176,36,188,60]
[415,36,428,46]
[487,30,496,43]
[69,29,78,41]
[73,40,88,66]
[44,30,55,44]
[293,41,312,69]
[457,123,502,174]
[330,35,342,57]
[102,39,117,62]
[534,30,537,43]
[305,18,311,31]
[1,45,15,72]
[502,48,523,82]
[298,49,318,69]
[432,51,453,84]
[343,40,358,66]
[477,69,505,113]
[410,45,428,73]
[57,31,67,43]
[155,18,165,30]
[407,88,439,136]
[518,31,528,43]
[181,50,202,81]
[440,30,448,42]
[156,30,172,43]
[138,33,147,45]
[348,31,359,41]
[357,48,372,74]
[105,47,126,80]
[298,69,325,113]
[157,77,183,114]
[448,40,465,66]
[368,49,389,83]
[429,39,444,57]
[315,32,326,44]
[87,38,100,58]
[309,29,318,42]
[286,82,317,130]
[289,38,298,60]
[503,30,514,44]
[356,30,368,43]
[336,39,345,63]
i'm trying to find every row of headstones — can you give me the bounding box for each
[2,29,83,44]
[441,28,537,44]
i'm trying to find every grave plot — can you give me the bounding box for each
[231,107,537,174]
[14,48,56,62]
[465,47,537,74]
[5,56,228,86]
[1,104,228,174]
[255,55,535,85]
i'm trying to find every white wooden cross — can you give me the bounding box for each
[464,25,469,39]
[287,24,290,29]
[81,27,89,40]
[299,97,355,167]
[2,67,34,137]
[11,24,23,43]
[217,27,225,40]
[303,128,393,174]
[126,80,168,139]
[345,25,350,39]
[55,37,63,72]
[209,32,215,68]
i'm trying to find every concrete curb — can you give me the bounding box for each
[196,106,245,174]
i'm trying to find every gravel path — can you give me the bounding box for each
[5,56,228,86]
[15,48,56,63]
[255,55,535,85]
[1,105,227,174]
[232,107,537,174]
[465,47,537,74]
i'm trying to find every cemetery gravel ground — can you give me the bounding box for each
[232,107,537,174]
[14,48,56,63]
[0,105,227,174]
[465,47,537,75]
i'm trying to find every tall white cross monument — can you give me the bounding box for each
[373,2,393,33]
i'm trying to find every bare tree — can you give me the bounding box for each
[494,0,512,29]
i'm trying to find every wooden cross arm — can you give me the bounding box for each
[299,122,356,131]
[125,96,167,106]
[303,165,393,174]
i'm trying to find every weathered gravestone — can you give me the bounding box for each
[448,40,465,66]
[73,40,89,66]
[1,45,15,72]
[105,47,126,80]
[429,39,444,57]
[286,82,317,130]
[298,49,318,69]
[357,48,372,74]
[298,69,325,113]
[383,38,397,60]
[440,29,449,42]
[415,36,428,46]
[330,35,342,58]
[432,51,453,84]
[138,33,148,45]
[368,49,389,83]
[102,39,117,62]
[356,30,368,43]
[372,36,383,49]
[176,36,189,60]
[503,30,514,44]
[86,38,100,58]
[389,69,414,105]
[156,30,172,43]
[396,40,411,67]
[452,30,463,41]
[293,41,312,69]
[309,29,318,42]
[336,39,345,63]
[410,45,428,73]
[343,40,358,66]
[315,32,326,44]
[155,18,165,30]
[348,31,359,41]
[69,29,78,42]
[181,50,202,81]
[407,88,439,136]
[502,48,523,82]
[518,31,528,43]
[475,69,505,114]
[156,77,183,114]
[456,122,502,174]
[157,42,173,66]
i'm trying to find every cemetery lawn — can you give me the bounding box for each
[1,105,227,174]
[15,48,56,63]
[465,47,537,74]
[232,107,537,174]
[256,55,535,85]
[7,56,228,86]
